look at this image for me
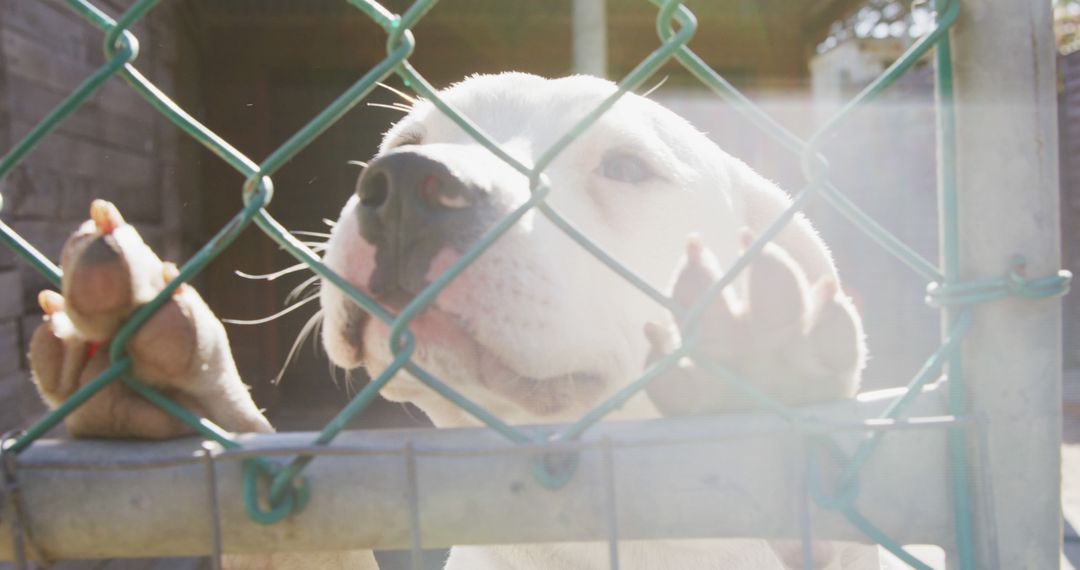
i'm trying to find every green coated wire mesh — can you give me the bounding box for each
[0,1,1072,569]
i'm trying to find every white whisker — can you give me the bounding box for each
[273,310,324,386]
[347,160,367,169]
[348,370,366,399]
[223,294,319,325]
[236,264,308,281]
[286,275,321,304]
[345,372,356,398]
[376,81,417,104]
[313,315,324,358]
[399,402,424,426]
[641,75,669,98]
[322,218,337,227]
[327,359,341,389]
[366,102,412,114]
[291,230,332,239]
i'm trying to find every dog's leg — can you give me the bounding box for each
[645,232,875,569]
[27,201,378,569]
[30,292,202,438]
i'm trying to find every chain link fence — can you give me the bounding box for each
[0,1,1072,569]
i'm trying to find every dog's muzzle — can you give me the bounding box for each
[355,148,496,309]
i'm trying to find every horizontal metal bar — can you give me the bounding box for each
[1,387,956,560]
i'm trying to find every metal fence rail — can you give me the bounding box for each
[0,1,1071,569]
[0,389,962,559]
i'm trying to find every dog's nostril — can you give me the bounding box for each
[360,171,389,208]
[419,174,440,204]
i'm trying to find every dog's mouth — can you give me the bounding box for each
[335,298,609,418]
[443,310,609,417]
[319,193,614,420]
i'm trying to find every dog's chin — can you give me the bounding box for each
[320,297,367,371]
[323,329,364,371]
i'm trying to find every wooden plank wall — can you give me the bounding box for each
[0,0,201,440]
[0,5,210,567]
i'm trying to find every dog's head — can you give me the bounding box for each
[319,73,854,426]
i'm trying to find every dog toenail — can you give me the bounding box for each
[90,199,124,235]
[38,290,65,315]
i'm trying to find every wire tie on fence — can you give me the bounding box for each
[2,431,48,569]
[242,457,310,525]
[241,175,274,206]
[925,256,1072,308]
[529,430,581,490]
[103,29,139,63]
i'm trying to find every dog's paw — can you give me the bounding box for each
[645,230,864,415]
[28,291,86,408]
[28,200,273,438]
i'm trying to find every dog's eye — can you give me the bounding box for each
[598,152,654,184]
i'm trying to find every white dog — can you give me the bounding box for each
[31,73,871,569]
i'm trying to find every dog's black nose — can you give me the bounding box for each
[355,149,483,308]
[357,150,476,214]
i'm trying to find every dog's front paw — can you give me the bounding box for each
[645,231,864,415]
[29,287,207,439]
[28,200,272,438]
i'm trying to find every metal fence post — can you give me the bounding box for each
[950,1,1063,568]
[572,0,607,77]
